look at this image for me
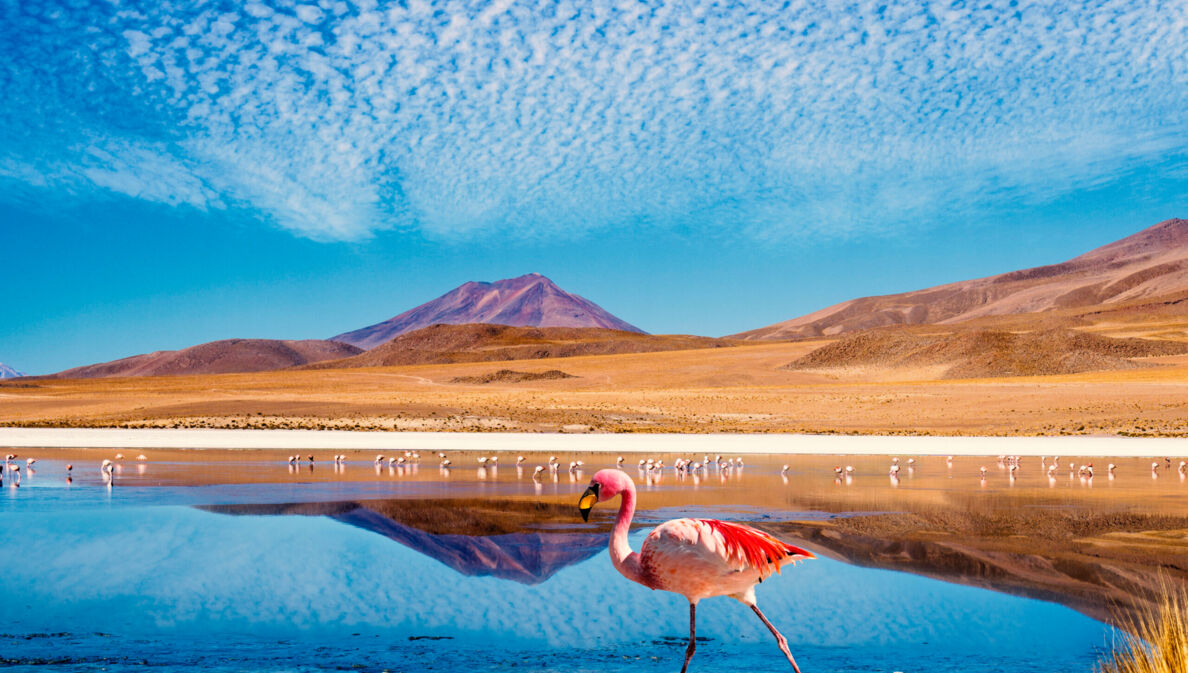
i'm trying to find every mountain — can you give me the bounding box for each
[784,327,1188,379]
[305,323,730,370]
[333,273,644,349]
[49,339,362,379]
[0,363,24,379]
[735,218,1188,340]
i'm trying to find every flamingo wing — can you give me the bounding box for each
[697,519,815,574]
[639,519,814,601]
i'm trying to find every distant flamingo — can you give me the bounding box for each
[578,469,814,672]
[101,459,115,481]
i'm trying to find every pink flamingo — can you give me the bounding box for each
[578,469,814,672]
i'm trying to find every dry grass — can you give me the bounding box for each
[1099,582,1188,673]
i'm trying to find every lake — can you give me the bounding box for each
[4,448,1183,672]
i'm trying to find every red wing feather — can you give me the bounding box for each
[698,519,815,574]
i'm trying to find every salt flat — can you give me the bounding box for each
[1,427,1184,456]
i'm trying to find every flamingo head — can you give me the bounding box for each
[578,469,633,521]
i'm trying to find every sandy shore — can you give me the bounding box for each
[1,427,1185,456]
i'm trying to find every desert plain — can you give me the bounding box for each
[4,326,1188,437]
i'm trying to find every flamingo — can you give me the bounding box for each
[101,459,115,480]
[578,469,814,672]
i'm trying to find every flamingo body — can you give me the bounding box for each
[579,469,812,672]
[638,518,806,603]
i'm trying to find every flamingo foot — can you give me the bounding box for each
[750,604,802,673]
[680,602,697,673]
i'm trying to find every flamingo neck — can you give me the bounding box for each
[610,480,646,586]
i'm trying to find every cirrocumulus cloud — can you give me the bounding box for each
[0,0,1185,241]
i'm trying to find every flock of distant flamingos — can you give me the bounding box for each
[1,450,1186,671]
[3,450,1184,490]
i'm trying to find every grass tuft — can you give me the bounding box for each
[1099,582,1188,673]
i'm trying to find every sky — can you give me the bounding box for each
[1,0,1186,374]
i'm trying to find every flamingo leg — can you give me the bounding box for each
[680,602,697,673]
[750,604,802,673]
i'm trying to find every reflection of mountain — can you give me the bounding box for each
[202,499,606,585]
[770,511,1188,627]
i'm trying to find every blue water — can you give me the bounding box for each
[0,464,1113,672]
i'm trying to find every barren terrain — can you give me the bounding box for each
[737,218,1188,339]
[4,317,1188,435]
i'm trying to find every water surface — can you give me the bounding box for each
[0,449,1153,672]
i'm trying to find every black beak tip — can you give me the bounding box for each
[580,507,591,522]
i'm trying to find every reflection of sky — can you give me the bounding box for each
[1,506,1109,672]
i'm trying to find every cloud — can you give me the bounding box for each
[1,0,1186,242]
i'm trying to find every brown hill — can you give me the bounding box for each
[785,328,1188,379]
[333,273,643,349]
[450,369,576,384]
[50,339,362,379]
[307,323,732,369]
[737,218,1188,340]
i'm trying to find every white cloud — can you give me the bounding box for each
[2,0,1187,242]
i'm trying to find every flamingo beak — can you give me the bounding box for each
[578,483,600,522]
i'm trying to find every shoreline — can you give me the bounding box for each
[0,427,1184,456]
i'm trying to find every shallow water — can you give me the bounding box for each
[0,450,1165,672]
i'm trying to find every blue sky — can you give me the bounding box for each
[1,0,1186,374]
